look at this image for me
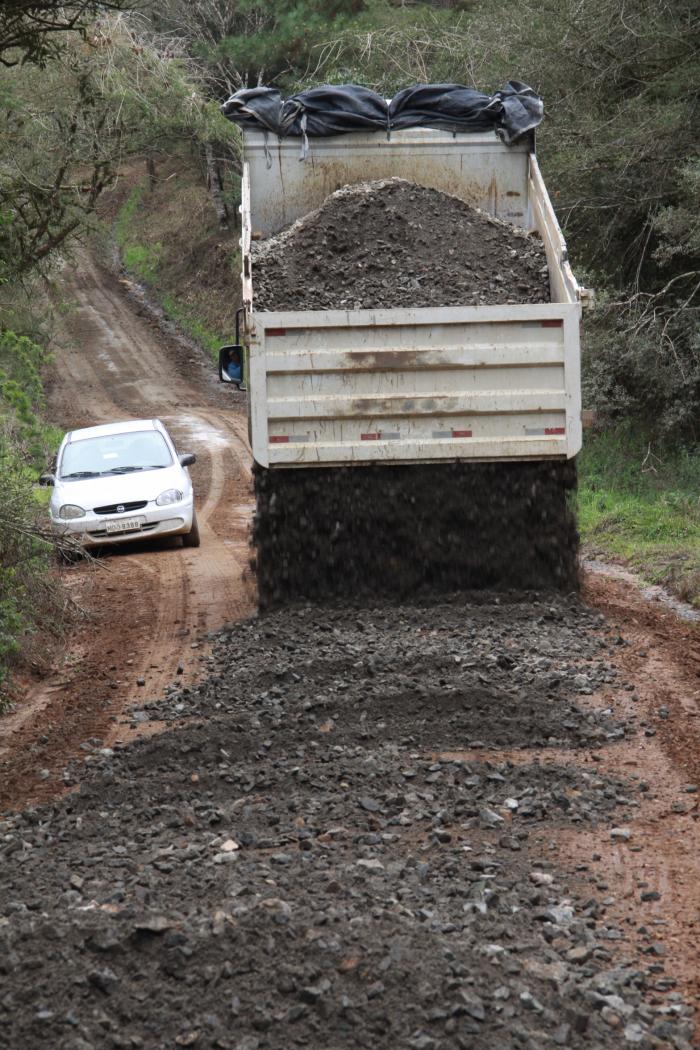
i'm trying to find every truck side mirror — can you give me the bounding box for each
[179,453,196,467]
[219,344,245,386]
[39,473,55,486]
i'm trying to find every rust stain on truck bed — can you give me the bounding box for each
[346,350,422,369]
[348,396,442,416]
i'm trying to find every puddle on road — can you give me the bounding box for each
[163,414,230,450]
[584,559,699,622]
[97,349,118,374]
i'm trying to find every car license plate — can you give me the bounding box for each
[105,516,146,534]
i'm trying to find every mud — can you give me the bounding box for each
[254,460,579,608]
[1,594,696,1050]
[0,250,255,813]
[252,178,550,311]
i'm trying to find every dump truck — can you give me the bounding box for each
[220,123,586,607]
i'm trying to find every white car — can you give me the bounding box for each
[42,418,200,548]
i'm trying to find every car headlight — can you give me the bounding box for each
[156,488,183,507]
[59,504,86,520]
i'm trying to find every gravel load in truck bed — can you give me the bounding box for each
[252,178,551,311]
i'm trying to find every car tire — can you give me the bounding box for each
[183,509,200,548]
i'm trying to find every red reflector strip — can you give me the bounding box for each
[265,327,287,337]
[544,427,566,435]
[269,435,289,444]
[540,319,563,328]
[361,432,381,441]
[452,429,473,438]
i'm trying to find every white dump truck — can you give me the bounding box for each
[220,124,586,605]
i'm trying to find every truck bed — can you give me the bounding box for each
[241,130,583,470]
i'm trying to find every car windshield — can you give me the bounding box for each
[60,430,172,479]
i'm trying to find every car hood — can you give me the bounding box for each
[52,464,188,511]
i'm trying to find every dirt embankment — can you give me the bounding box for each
[106,149,241,345]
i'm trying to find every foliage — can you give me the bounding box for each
[0,438,57,695]
[583,289,700,446]
[307,2,476,94]
[578,424,700,604]
[146,0,373,95]
[144,0,472,96]
[0,328,60,462]
[0,14,239,284]
[0,0,132,68]
[0,328,65,697]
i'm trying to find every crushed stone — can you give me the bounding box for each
[252,178,551,311]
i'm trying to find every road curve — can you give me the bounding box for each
[0,252,255,809]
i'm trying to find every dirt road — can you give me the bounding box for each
[0,251,255,810]
[0,252,698,1048]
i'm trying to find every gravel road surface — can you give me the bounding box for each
[1,594,697,1050]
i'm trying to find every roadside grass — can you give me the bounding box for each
[161,294,223,356]
[578,426,700,606]
[0,328,68,702]
[112,153,240,357]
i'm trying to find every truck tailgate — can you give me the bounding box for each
[249,302,582,467]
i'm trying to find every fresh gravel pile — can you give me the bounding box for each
[144,593,626,750]
[2,596,693,1050]
[252,178,550,311]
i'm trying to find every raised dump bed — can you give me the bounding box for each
[230,124,585,605]
[240,129,583,472]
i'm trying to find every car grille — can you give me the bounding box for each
[93,500,148,515]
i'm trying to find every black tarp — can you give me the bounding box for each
[221,81,543,146]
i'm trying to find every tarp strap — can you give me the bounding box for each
[263,130,272,169]
[299,114,309,162]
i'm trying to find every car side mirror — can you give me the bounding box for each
[39,473,55,486]
[179,453,196,467]
[219,344,244,385]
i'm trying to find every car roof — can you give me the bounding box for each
[66,419,165,443]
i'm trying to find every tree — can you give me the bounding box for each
[0,13,238,283]
[0,0,132,67]
[144,0,373,96]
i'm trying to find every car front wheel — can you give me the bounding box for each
[183,509,200,548]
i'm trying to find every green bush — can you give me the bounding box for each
[0,328,64,699]
[123,243,164,283]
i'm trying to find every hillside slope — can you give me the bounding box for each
[103,148,241,354]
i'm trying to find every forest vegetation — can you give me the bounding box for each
[0,0,698,692]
